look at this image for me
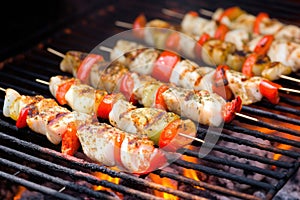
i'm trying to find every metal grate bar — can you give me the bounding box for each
[210,144,293,169]
[174,159,274,190]
[153,170,261,200]
[242,106,300,126]
[0,132,206,200]
[257,101,300,116]
[0,156,115,200]
[265,160,300,199]
[183,149,285,179]
[197,128,300,158]
[0,135,163,200]
[0,171,79,200]
[279,96,300,107]
[223,124,300,148]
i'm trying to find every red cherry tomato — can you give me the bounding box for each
[214,24,229,41]
[133,14,147,38]
[218,6,243,22]
[212,65,233,100]
[159,119,195,152]
[16,106,30,128]
[187,11,199,17]
[56,79,75,105]
[61,122,80,156]
[222,96,242,123]
[119,73,137,104]
[253,35,274,56]
[242,53,258,77]
[155,85,169,110]
[77,54,103,84]
[97,94,117,119]
[259,79,281,104]
[253,12,269,34]
[194,33,211,58]
[152,51,180,83]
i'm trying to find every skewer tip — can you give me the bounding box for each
[178,133,205,143]
[47,48,66,58]
[198,8,214,17]
[99,46,113,53]
[235,113,258,122]
[115,21,133,29]
[0,87,6,92]
[161,8,184,19]
[279,87,300,94]
[36,79,49,85]
[279,75,300,83]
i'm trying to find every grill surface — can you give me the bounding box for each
[1,0,300,199]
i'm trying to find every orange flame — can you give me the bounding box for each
[272,132,300,162]
[93,167,122,198]
[182,146,204,190]
[13,186,26,200]
[148,173,178,200]
[182,154,201,182]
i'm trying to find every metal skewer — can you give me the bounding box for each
[36,78,205,144]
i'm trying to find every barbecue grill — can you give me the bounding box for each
[1,0,300,199]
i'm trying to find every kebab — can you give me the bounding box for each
[212,7,300,43]
[47,49,242,126]
[116,13,300,83]
[97,41,299,105]
[1,87,168,174]
[163,7,300,44]
[46,75,198,150]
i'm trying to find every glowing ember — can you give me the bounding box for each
[93,166,122,198]
[272,132,299,162]
[148,173,178,200]
[182,146,204,190]
[182,155,201,182]
[13,186,26,200]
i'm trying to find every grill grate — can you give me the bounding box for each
[1,0,300,199]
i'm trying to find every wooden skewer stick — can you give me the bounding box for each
[178,133,205,144]
[235,113,258,122]
[35,78,205,144]
[279,87,300,94]
[47,48,65,58]
[162,8,214,19]
[115,21,133,29]
[279,75,300,84]
[0,87,6,92]
[161,8,184,19]
[36,79,50,86]
[99,46,113,53]
[198,8,214,17]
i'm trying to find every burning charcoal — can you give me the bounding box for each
[18,190,44,200]
[211,132,274,190]
[273,169,300,200]
[0,181,18,200]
